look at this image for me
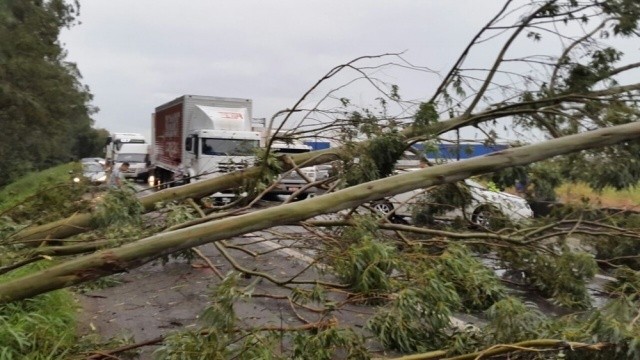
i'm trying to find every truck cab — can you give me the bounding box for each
[105,132,146,167]
[114,143,151,182]
[184,129,260,180]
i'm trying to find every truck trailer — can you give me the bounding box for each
[151,95,261,200]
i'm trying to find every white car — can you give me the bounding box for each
[370,172,533,228]
[80,157,106,166]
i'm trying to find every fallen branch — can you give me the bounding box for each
[384,339,608,360]
[2,122,640,303]
[85,318,338,359]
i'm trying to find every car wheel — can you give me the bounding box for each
[372,200,394,215]
[472,206,501,229]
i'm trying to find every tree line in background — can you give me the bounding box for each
[0,0,107,188]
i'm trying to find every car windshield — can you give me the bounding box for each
[81,157,104,164]
[83,163,103,172]
[116,153,147,163]
[201,138,259,156]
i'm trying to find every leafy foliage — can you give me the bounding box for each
[498,246,597,309]
[413,102,439,131]
[0,263,76,359]
[163,201,198,228]
[434,245,506,311]
[291,328,369,360]
[91,185,144,228]
[200,272,250,331]
[367,279,459,353]
[483,297,547,345]
[587,213,640,270]
[156,329,231,360]
[0,162,93,225]
[411,182,472,225]
[155,273,254,359]
[330,217,398,296]
[0,0,105,187]
[341,111,408,186]
[73,274,123,294]
[252,146,284,196]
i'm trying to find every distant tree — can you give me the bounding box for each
[0,0,96,186]
[72,126,109,159]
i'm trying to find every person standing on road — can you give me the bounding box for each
[109,162,130,188]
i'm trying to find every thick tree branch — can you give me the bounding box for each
[2,122,640,303]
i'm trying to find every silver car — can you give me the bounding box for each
[78,161,108,185]
[370,172,533,228]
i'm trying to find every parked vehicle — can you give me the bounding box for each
[151,95,261,202]
[268,141,320,198]
[75,160,107,185]
[113,143,151,182]
[80,157,106,166]
[104,133,146,167]
[371,170,533,228]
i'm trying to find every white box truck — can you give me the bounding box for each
[151,95,261,201]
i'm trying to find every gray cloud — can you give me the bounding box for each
[61,1,507,140]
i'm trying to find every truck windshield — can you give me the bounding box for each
[116,153,147,163]
[201,138,259,156]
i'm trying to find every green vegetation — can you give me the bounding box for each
[0,162,96,228]
[0,163,147,359]
[0,165,85,358]
[0,162,79,214]
[557,181,640,209]
[0,263,77,359]
[0,0,108,187]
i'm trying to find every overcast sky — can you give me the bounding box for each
[60,1,509,141]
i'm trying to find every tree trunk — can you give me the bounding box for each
[9,85,639,244]
[7,151,339,243]
[1,121,639,303]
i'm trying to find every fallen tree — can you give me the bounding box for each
[2,121,640,303]
[4,1,640,358]
[9,80,640,243]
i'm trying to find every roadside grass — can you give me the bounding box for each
[556,182,640,210]
[0,162,80,215]
[0,263,77,359]
[0,162,98,359]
